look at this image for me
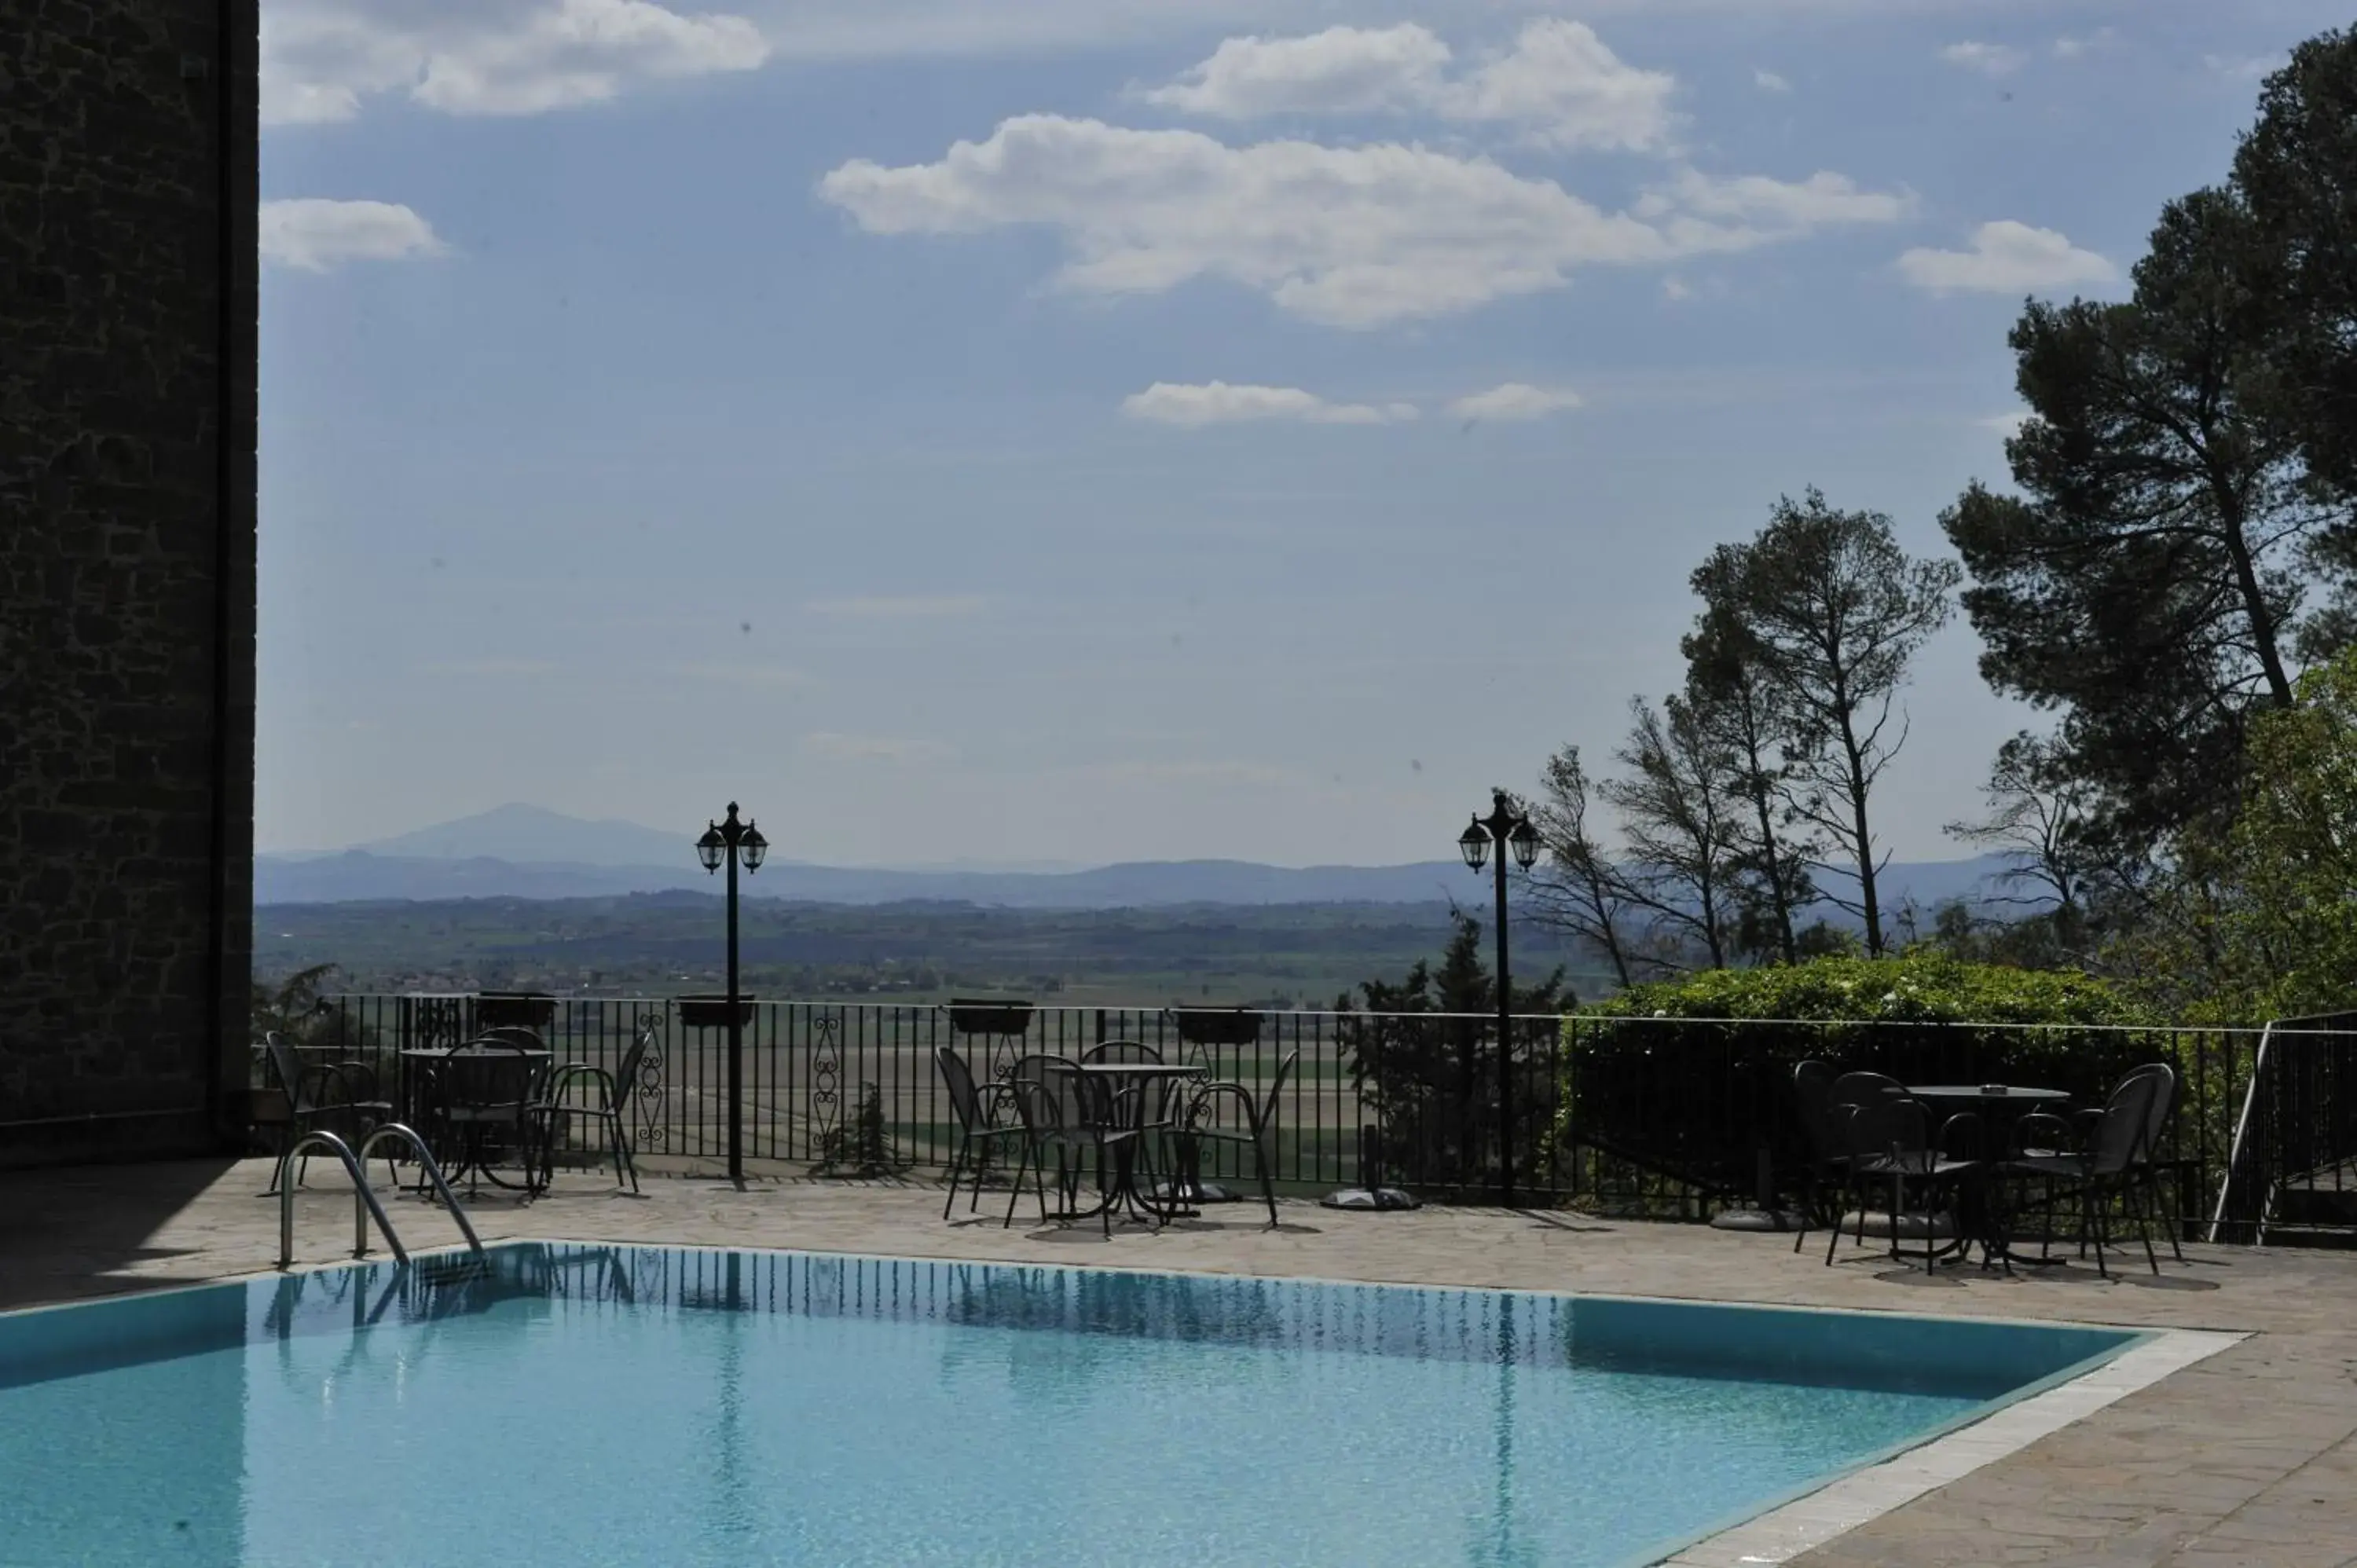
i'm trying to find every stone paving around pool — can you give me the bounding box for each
[5,1157,2355,1566]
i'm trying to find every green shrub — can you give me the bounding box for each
[1584,954,2144,1028]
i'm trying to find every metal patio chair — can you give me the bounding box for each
[936,1045,1025,1220]
[1003,1054,1141,1236]
[2125,1061,2190,1263]
[263,1031,395,1195]
[1179,1050,1296,1229]
[1813,1070,1909,1255]
[1827,1094,1983,1272]
[529,1021,654,1195]
[1788,1060,1852,1254]
[434,1037,544,1197]
[2008,1067,2166,1277]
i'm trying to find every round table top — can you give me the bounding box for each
[1076,1061,1207,1076]
[400,1045,552,1059]
[1906,1083,2068,1103]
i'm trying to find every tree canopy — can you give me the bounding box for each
[1941,187,2339,849]
[1695,490,1959,956]
[2236,26,2357,505]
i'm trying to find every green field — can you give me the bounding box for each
[257,893,1615,1009]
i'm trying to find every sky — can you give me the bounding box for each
[255,0,2341,869]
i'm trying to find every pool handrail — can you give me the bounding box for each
[357,1123,487,1266]
[278,1130,409,1269]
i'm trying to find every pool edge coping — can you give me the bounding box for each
[1654,1324,2245,1566]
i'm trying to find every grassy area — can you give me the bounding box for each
[259,894,1616,1009]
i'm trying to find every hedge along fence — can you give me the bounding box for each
[1551,956,2256,1225]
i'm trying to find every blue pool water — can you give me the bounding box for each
[0,1245,2134,1567]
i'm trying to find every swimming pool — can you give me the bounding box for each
[0,1244,2136,1567]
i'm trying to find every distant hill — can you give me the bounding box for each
[255,804,2025,913]
[255,808,2025,916]
[353,804,695,867]
[252,851,1481,907]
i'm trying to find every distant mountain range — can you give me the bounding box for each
[256,805,2022,914]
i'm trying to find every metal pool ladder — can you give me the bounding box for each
[277,1124,487,1272]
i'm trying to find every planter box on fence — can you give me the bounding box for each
[676,995,756,1029]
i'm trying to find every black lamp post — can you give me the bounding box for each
[1459,789,1541,1207]
[696,803,767,1185]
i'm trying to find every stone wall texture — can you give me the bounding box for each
[0,0,258,1164]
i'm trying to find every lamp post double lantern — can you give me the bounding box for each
[696,803,768,1185]
[1458,789,1541,1207]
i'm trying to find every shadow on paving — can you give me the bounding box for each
[0,1157,243,1311]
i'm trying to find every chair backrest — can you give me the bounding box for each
[2127,1061,2177,1163]
[1824,1072,1905,1157]
[1081,1041,1171,1123]
[442,1039,537,1110]
[264,1031,317,1114]
[1827,1070,1905,1110]
[936,1046,992,1134]
[2088,1069,2163,1176]
[1793,1060,1839,1158]
[1080,1040,1161,1065]
[1847,1094,1932,1160]
[1253,1052,1299,1147]
[613,1025,654,1109]
[1006,1053,1087,1138]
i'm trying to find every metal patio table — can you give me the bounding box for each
[1906,1084,2070,1268]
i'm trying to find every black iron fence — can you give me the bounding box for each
[2209,1013,2357,1244]
[291,995,1568,1201]
[1556,1014,2256,1233]
[286,995,2263,1233]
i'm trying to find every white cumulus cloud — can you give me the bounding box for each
[819,115,1909,328]
[259,199,446,270]
[1450,383,1582,423]
[1941,41,2025,76]
[261,0,768,124]
[1637,167,1912,246]
[1754,68,1791,93]
[1142,24,1451,119]
[1123,382,1416,427]
[1142,19,1676,152]
[1898,221,2117,295]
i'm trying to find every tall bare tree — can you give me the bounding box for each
[1695,489,1961,956]
[1945,732,2098,925]
[1681,604,1817,963]
[1600,695,1745,969]
[1523,744,1645,986]
[1952,735,2102,919]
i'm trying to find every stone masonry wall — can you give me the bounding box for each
[0,0,258,1164]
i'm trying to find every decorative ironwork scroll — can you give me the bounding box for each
[633,1013,669,1152]
[402,995,469,1053]
[807,1008,844,1157]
